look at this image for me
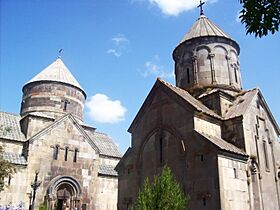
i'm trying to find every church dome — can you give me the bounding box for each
[179,15,233,44]
[20,58,86,121]
[24,58,85,95]
[173,15,242,92]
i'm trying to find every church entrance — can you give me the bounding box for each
[56,185,73,210]
[56,199,63,210]
[47,176,82,210]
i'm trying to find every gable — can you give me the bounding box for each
[128,78,222,133]
[257,91,280,135]
[225,89,279,135]
[224,89,258,119]
[29,114,99,153]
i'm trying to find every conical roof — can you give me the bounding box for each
[25,58,84,92]
[180,15,232,44]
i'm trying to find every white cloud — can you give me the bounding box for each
[86,94,127,124]
[107,34,129,57]
[112,34,129,45]
[149,0,217,16]
[107,49,122,57]
[141,55,174,79]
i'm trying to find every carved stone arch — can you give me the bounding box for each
[195,45,211,53]
[137,125,186,164]
[230,49,238,63]
[213,45,230,84]
[136,125,187,186]
[47,175,82,196]
[46,175,82,210]
[214,45,229,56]
[276,167,280,180]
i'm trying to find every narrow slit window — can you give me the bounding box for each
[187,68,190,83]
[54,145,59,160]
[159,138,163,164]
[263,141,269,170]
[73,148,78,162]
[234,68,238,83]
[8,175,11,186]
[62,100,70,111]
[200,155,204,162]
[233,168,237,178]
[65,147,68,161]
[255,124,259,137]
[202,197,206,206]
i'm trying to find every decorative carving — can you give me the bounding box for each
[208,53,216,84]
[192,55,198,84]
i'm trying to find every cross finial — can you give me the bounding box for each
[58,49,63,58]
[197,0,205,15]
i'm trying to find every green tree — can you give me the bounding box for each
[239,0,280,37]
[133,165,189,210]
[39,202,48,210]
[0,146,16,192]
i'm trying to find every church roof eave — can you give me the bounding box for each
[0,111,26,142]
[194,130,248,157]
[257,90,280,135]
[22,80,87,99]
[180,15,232,42]
[115,147,132,172]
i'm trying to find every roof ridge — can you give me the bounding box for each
[94,131,109,136]
[157,79,222,119]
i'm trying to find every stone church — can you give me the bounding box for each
[116,14,280,210]
[0,58,122,209]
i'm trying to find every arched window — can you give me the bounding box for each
[65,147,69,161]
[73,148,78,162]
[54,145,59,160]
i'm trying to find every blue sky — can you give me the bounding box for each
[0,0,279,153]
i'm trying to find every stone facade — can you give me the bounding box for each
[116,15,280,210]
[0,58,121,210]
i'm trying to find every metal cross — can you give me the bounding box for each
[58,48,63,58]
[30,171,41,210]
[197,0,205,15]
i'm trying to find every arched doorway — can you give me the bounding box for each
[47,176,82,210]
